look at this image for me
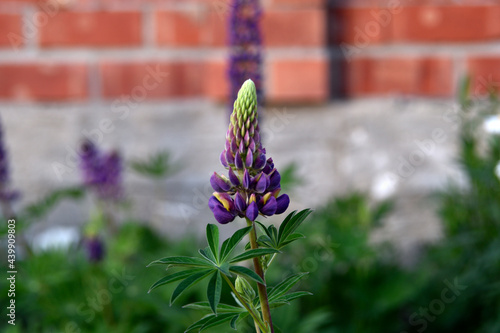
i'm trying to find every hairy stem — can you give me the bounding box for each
[246,218,274,333]
[222,274,268,333]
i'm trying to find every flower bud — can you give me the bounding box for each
[235,276,256,303]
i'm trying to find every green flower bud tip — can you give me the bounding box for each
[235,276,256,302]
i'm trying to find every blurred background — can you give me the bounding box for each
[1,0,500,332]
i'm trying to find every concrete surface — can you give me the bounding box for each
[0,97,466,259]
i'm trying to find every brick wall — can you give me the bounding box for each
[330,0,500,98]
[0,0,499,104]
[0,0,327,104]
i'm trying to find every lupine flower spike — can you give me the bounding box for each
[209,79,289,224]
[229,0,264,107]
[80,140,123,201]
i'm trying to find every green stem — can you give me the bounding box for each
[222,274,268,333]
[246,218,274,333]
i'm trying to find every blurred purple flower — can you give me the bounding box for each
[0,118,19,204]
[209,80,289,224]
[84,235,105,263]
[80,140,123,201]
[229,0,263,108]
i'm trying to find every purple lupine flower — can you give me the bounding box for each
[84,235,105,263]
[0,118,19,203]
[209,80,289,224]
[229,0,263,108]
[80,140,123,201]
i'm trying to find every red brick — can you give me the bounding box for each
[155,10,227,47]
[268,0,325,8]
[330,5,500,44]
[345,57,453,97]
[203,60,228,101]
[393,6,500,42]
[100,62,204,99]
[269,58,329,103]
[467,57,500,96]
[330,7,395,45]
[263,9,325,47]
[40,12,142,47]
[0,63,88,101]
[0,15,22,48]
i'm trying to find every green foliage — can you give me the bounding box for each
[0,223,205,333]
[130,151,175,179]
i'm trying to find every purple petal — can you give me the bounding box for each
[268,169,281,190]
[235,192,247,213]
[211,204,236,224]
[259,196,277,216]
[243,169,251,189]
[239,140,245,154]
[209,195,236,224]
[246,201,259,221]
[210,172,231,192]
[231,138,238,154]
[226,149,235,164]
[228,167,240,186]
[245,150,253,168]
[253,155,266,170]
[275,194,290,214]
[220,151,228,168]
[248,138,256,153]
[255,173,268,193]
[235,152,244,169]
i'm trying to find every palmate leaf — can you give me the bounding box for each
[229,265,264,284]
[207,271,222,314]
[220,226,252,262]
[184,313,240,332]
[268,272,309,303]
[206,224,220,263]
[171,270,213,305]
[183,302,245,313]
[148,268,207,293]
[147,256,212,268]
[229,248,280,264]
[269,291,313,308]
[277,209,312,246]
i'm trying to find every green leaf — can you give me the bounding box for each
[207,271,222,315]
[148,269,206,293]
[200,313,238,332]
[148,256,212,268]
[229,248,280,264]
[230,315,239,330]
[278,233,306,248]
[170,270,213,305]
[22,186,85,220]
[277,291,313,303]
[220,226,252,262]
[278,209,312,245]
[130,151,173,179]
[184,314,213,332]
[183,302,244,313]
[268,273,308,303]
[229,265,264,285]
[206,224,219,263]
[199,248,217,264]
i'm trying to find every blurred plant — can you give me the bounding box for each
[149,80,312,333]
[80,140,124,235]
[80,140,123,202]
[0,117,19,219]
[0,222,205,333]
[229,0,263,110]
[130,151,175,180]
